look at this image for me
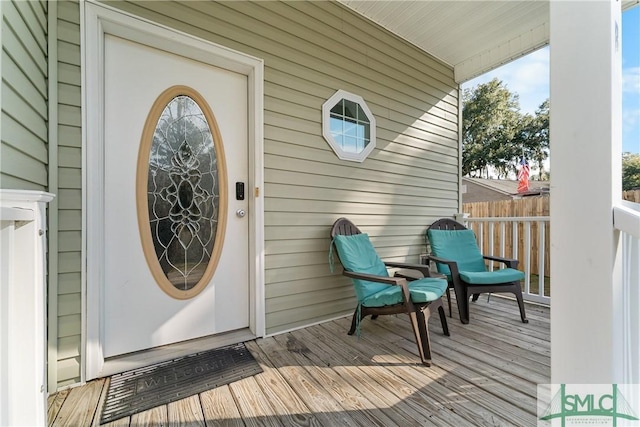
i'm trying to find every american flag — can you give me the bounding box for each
[517,158,530,193]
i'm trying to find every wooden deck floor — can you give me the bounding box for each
[48,296,550,427]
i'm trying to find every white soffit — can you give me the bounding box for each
[339,0,639,83]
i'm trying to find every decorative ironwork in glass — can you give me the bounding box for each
[147,95,219,291]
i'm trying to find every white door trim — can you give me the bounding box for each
[82,1,265,381]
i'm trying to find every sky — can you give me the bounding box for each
[462,6,640,155]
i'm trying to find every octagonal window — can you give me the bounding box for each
[322,89,376,162]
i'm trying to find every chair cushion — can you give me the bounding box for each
[427,229,486,275]
[459,268,525,285]
[408,277,449,303]
[361,277,447,307]
[332,233,390,301]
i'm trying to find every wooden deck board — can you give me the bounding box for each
[314,320,476,425]
[325,318,528,427]
[256,336,371,427]
[47,388,69,427]
[270,333,401,427]
[299,322,469,427]
[420,318,551,383]
[373,323,537,426]
[200,385,244,427]
[294,326,438,426]
[131,406,167,426]
[167,395,205,427]
[48,298,550,426]
[362,316,540,412]
[245,340,322,426]
[228,375,283,427]
[51,379,106,427]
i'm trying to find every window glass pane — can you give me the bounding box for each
[343,99,358,118]
[330,115,343,135]
[333,133,344,148]
[330,100,344,116]
[343,136,358,153]
[357,104,369,124]
[344,120,358,139]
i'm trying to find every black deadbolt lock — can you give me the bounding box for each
[236,182,245,200]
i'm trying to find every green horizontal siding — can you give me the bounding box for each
[1,0,48,189]
[52,0,460,388]
[109,0,459,335]
[53,0,83,388]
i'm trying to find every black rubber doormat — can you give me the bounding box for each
[100,342,262,424]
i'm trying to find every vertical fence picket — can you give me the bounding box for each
[459,193,640,304]
[524,221,532,296]
[488,222,495,271]
[464,197,551,276]
[512,220,518,262]
[538,220,546,297]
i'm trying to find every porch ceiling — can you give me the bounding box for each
[339,0,640,83]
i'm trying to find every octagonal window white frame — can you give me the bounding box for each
[322,89,376,162]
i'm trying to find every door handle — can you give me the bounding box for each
[236,209,246,218]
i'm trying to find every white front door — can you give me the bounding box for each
[101,34,249,358]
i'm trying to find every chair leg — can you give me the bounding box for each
[437,304,450,336]
[513,283,529,323]
[408,310,432,366]
[455,285,470,324]
[428,298,449,337]
[348,308,361,335]
[471,293,480,302]
[446,287,452,318]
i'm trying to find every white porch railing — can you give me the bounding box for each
[613,201,640,385]
[0,190,54,426]
[460,215,551,305]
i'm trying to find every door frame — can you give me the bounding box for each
[82,1,265,381]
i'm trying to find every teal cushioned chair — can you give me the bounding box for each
[330,218,449,366]
[426,218,528,325]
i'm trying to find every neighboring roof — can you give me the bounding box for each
[339,0,639,83]
[463,177,550,196]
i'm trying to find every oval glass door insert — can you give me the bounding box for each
[137,86,227,299]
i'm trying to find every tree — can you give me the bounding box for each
[514,100,549,180]
[462,78,521,178]
[462,79,550,180]
[623,153,640,191]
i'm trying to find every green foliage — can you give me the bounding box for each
[516,100,550,180]
[622,152,640,191]
[462,79,549,179]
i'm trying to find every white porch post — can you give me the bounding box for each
[550,0,622,383]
